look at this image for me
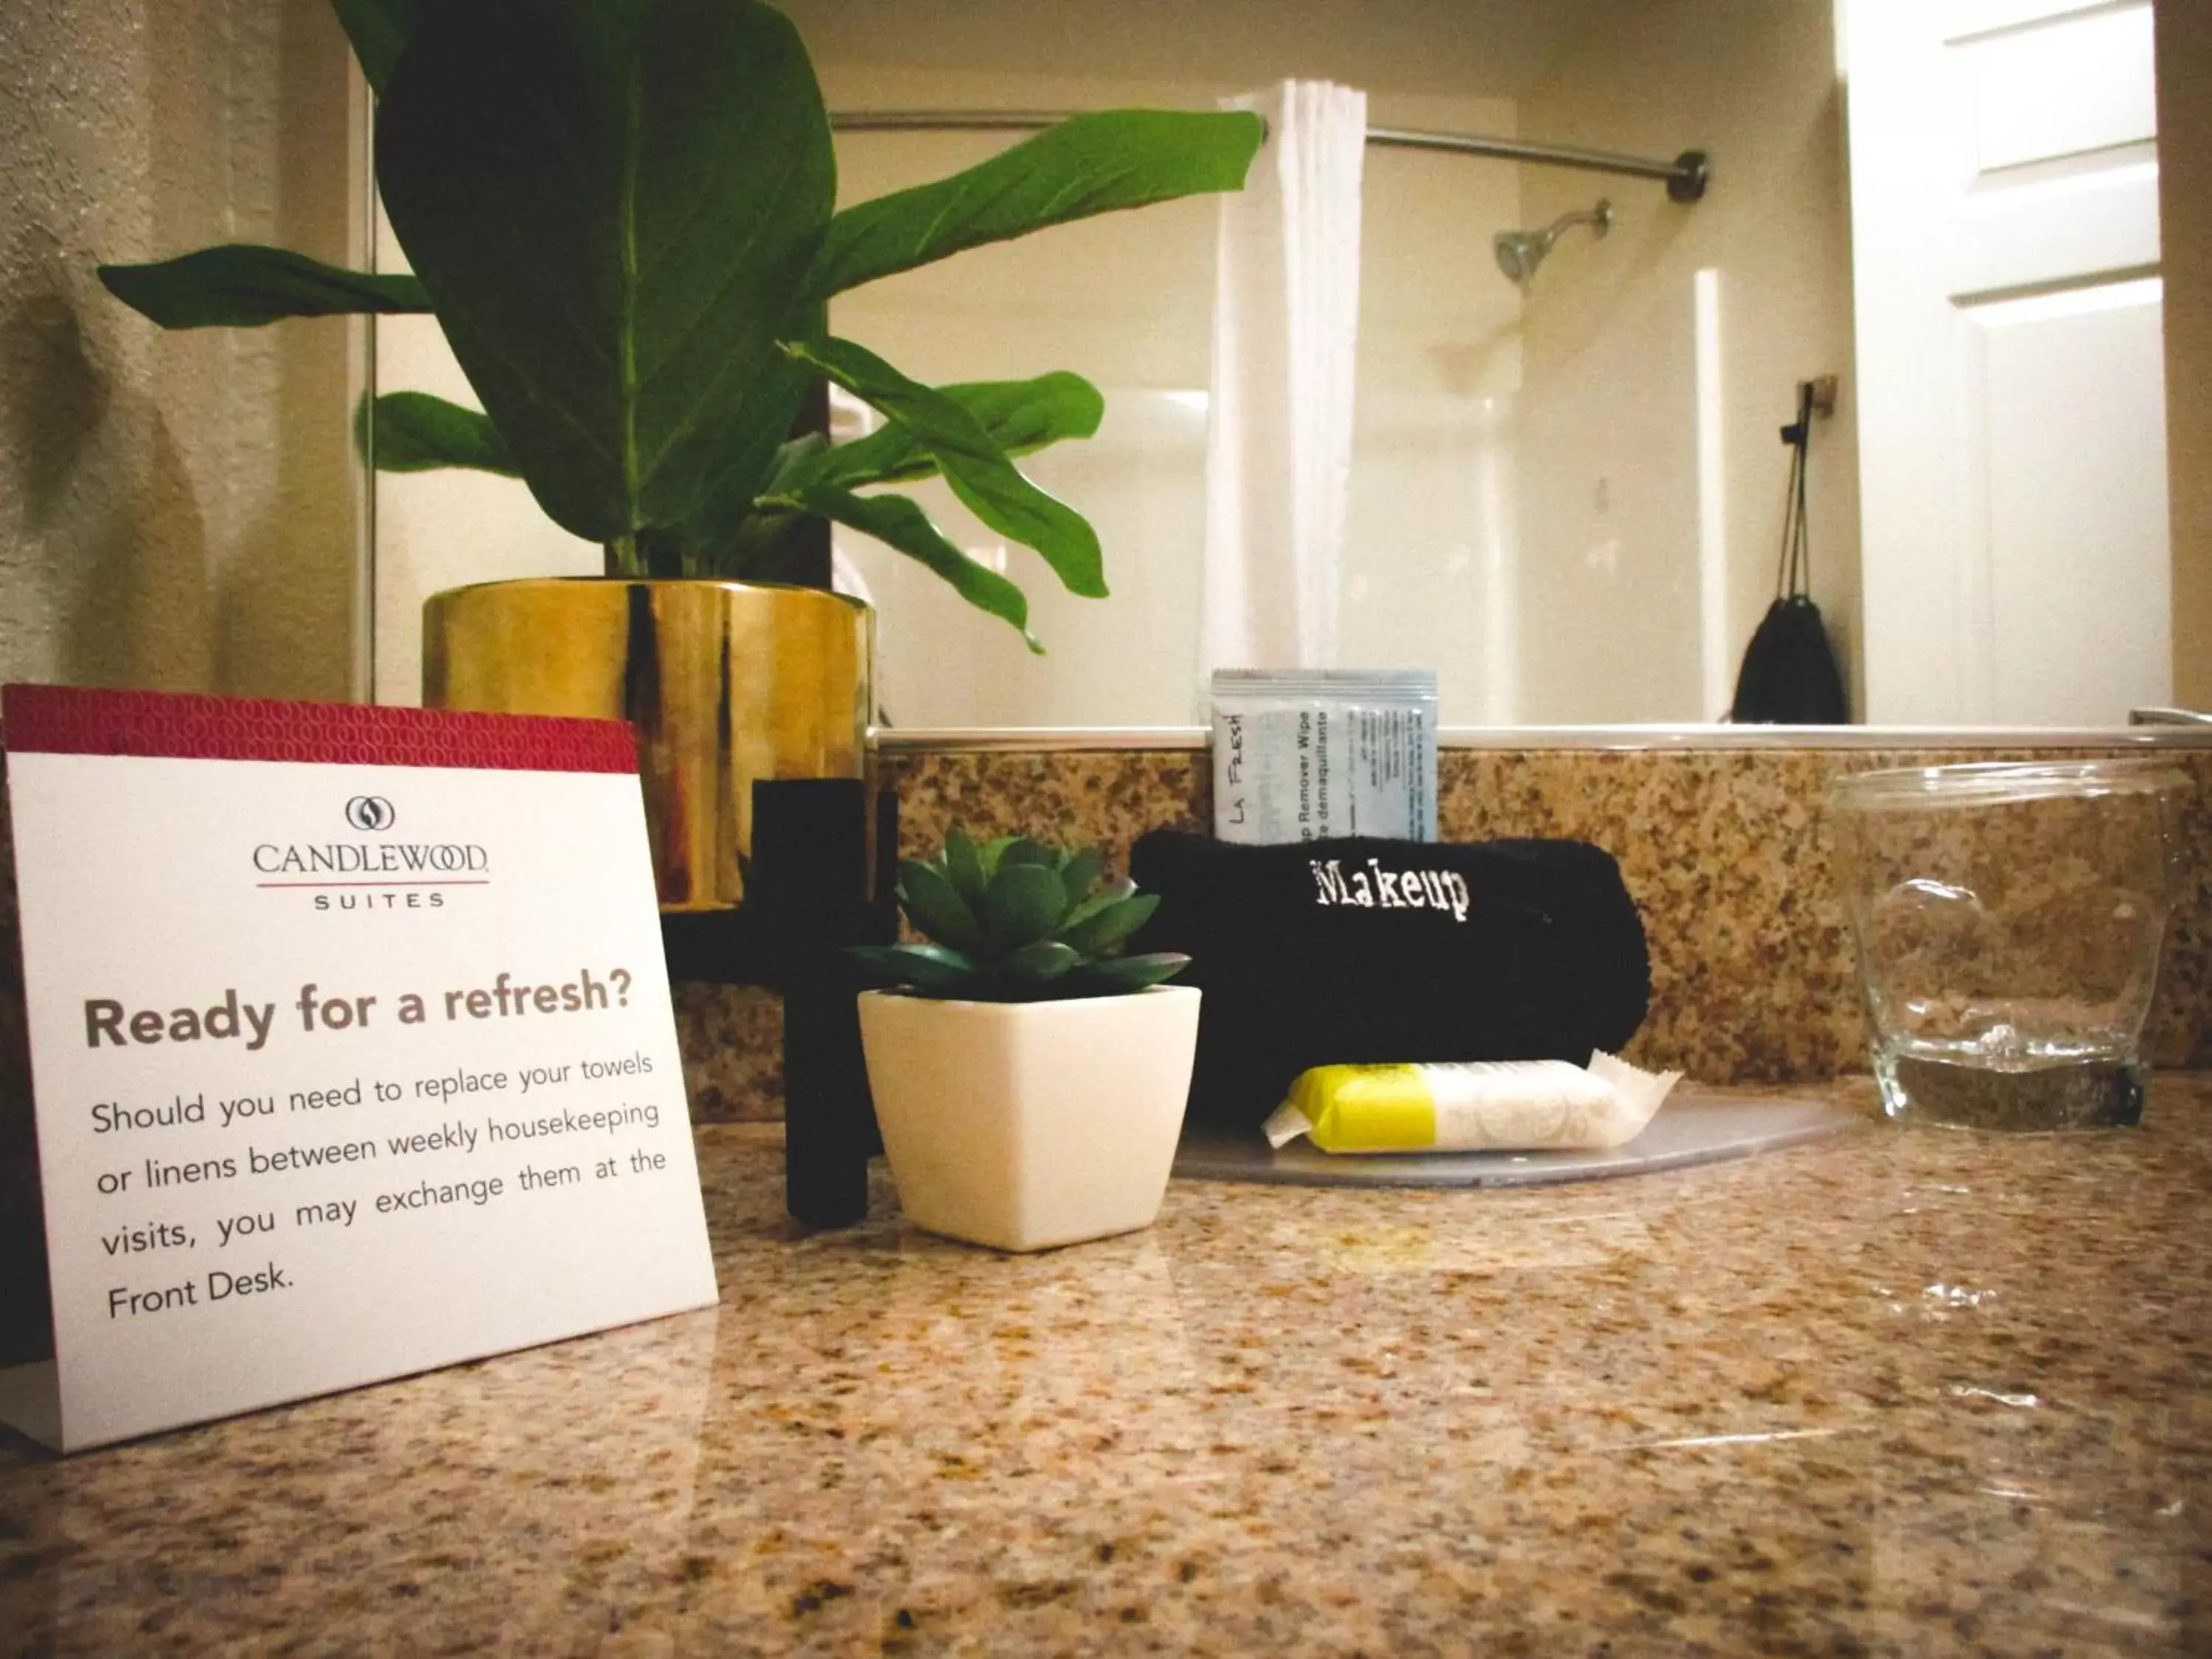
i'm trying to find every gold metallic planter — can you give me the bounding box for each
[422,578,872,912]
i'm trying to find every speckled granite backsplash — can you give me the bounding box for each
[676,741,2212,1120]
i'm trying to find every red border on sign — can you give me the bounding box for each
[1,685,639,774]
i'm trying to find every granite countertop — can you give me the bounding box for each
[2,1079,2208,1656]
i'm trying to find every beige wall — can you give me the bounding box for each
[0,0,363,701]
[778,0,1599,104]
[2158,0,2212,707]
[1517,0,1859,723]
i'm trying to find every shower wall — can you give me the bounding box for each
[824,72,1525,729]
[1515,0,1860,723]
[1338,132,1526,727]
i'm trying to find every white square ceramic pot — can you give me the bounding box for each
[857,984,1202,1252]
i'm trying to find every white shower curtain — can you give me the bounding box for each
[1200,80,1367,678]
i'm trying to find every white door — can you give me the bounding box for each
[1846,0,2168,724]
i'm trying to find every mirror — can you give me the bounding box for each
[371,0,2182,732]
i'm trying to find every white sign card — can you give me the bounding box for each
[0,685,718,1451]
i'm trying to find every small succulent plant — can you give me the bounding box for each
[852,829,1189,1001]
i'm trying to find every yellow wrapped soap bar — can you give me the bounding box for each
[1262,1052,1680,1154]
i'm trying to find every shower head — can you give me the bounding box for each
[1493,198,1613,288]
[1492,231,1543,286]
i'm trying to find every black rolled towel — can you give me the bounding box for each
[1130,830,1652,1133]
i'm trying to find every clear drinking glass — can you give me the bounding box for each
[1828,760,2187,1130]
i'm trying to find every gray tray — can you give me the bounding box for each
[1172,1091,1866,1189]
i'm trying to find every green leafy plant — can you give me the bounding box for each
[97,0,1263,651]
[853,829,1189,1001]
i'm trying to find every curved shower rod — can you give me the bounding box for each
[830,110,1711,203]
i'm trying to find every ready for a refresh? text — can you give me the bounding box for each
[80,969,636,1053]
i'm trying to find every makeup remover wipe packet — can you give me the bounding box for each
[1210,669,1438,845]
[1262,1051,1682,1154]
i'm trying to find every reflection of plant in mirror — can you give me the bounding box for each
[95,0,1262,650]
[852,828,1190,1001]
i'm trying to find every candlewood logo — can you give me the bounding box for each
[252,794,490,880]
